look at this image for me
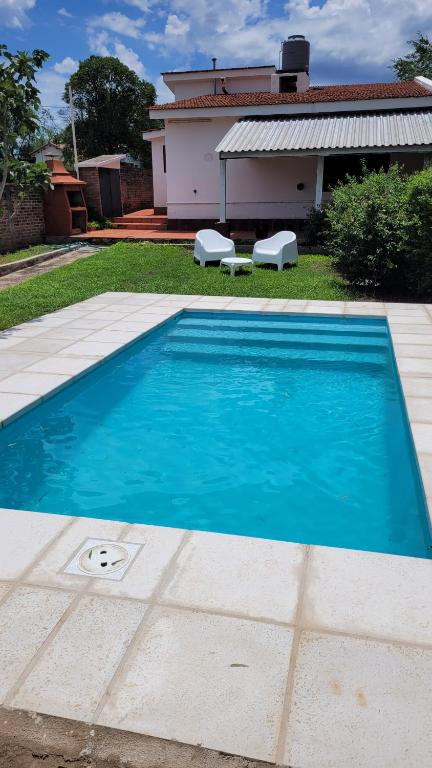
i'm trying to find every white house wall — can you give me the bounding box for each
[165,117,318,220]
[165,117,234,219]
[218,75,272,94]
[172,81,220,99]
[226,155,317,219]
[151,137,167,208]
[169,75,272,100]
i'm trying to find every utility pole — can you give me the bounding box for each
[69,85,79,179]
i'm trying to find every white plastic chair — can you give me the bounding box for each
[253,231,298,271]
[194,229,235,267]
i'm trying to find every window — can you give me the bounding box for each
[162,145,166,174]
[279,75,298,93]
[323,154,390,192]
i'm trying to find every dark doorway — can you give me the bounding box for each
[323,154,390,191]
[99,168,122,217]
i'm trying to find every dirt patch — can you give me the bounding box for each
[0,707,270,768]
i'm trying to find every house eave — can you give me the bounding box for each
[219,144,432,159]
[142,129,166,141]
[162,66,276,81]
[150,96,432,121]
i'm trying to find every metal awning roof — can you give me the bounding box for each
[215,111,432,156]
[78,154,126,168]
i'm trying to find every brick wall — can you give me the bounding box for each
[0,186,45,253]
[79,167,102,218]
[120,165,153,214]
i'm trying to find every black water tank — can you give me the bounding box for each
[281,35,310,73]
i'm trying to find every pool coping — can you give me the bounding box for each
[1,292,432,767]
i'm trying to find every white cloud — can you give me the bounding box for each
[165,14,190,37]
[87,27,147,78]
[282,0,432,71]
[144,0,432,83]
[155,74,175,103]
[87,11,145,40]
[36,69,67,107]
[0,0,36,29]
[58,6,72,18]
[122,0,152,11]
[53,56,78,75]
[143,31,162,49]
[88,30,111,56]
[80,0,432,108]
[114,41,147,76]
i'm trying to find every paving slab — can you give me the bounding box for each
[302,545,432,646]
[283,631,432,768]
[24,355,100,376]
[0,392,39,425]
[98,606,294,762]
[0,586,73,702]
[0,371,69,395]
[161,530,305,623]
[0,508,71,579]
[12,594,146,722]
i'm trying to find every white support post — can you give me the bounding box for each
[219,157,226,223]
[315,155,324,208]
[69,85,79,180]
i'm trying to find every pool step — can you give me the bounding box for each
[170,328,388,353]
[162,338,387,367]
[164,345,386,373]
[162,313,390,371]
[177,316,388,338]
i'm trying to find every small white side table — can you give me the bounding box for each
[220,256,254,277]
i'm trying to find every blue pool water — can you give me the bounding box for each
[0,312,429,558]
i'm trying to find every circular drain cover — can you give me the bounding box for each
[78,543,130,575]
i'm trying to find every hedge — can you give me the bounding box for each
[321,164,432,298]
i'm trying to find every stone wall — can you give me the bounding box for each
[79,167,103,218]
[120,165,153,214]
[0,186,45,253]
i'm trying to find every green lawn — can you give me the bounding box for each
[0,243,59,267]
[0,242,350,330]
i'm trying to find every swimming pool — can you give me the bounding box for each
[0,311,429,558]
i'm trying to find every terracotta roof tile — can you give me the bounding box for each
[152,81,429,111]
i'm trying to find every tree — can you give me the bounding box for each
[62,56,157,166]
[0,45,52,248]
[391,34,432,81]
[0,45,52,204]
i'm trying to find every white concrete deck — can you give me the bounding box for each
[0,292,432,767]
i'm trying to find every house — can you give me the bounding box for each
[78,154,153,219]
[31,143,64,163]
[145,36,432,234]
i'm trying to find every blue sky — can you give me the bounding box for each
[1,0,432,113]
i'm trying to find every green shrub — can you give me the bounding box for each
[404,166,432,298]
[303,205,330,247]
[87,217,114,230]
[326,165,408,293]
